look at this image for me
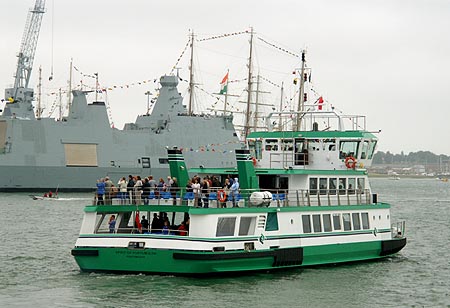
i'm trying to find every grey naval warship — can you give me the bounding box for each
[0,75,240,192]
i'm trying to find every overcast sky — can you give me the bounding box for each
[1,0,449,155]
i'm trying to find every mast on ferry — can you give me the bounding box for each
[188,30,195,115]
[296,50,306,130]
[243,27,254,137]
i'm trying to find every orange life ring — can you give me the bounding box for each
[252,157,257,166]
[345,156,357,169]
[217,189,227,203]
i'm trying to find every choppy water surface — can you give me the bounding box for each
[0,179,449,307]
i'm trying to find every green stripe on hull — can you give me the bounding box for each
[72,239,398,275]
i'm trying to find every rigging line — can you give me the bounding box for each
[170,38,190,75]
[257,36,301,58]
[197,30,249,42]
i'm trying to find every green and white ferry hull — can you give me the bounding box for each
[72,204,405,275]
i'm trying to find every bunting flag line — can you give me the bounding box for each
[257,36,301,59]
[197,30,249,42]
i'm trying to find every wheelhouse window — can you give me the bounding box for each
[360,141,369,159]
[368,141,377,159]
[216,217,236,237]
[281,138,293,151]
[343,213,352,231]
[302,215,312,233]
[309,178,318,195]
[339,140,360,159]
[294,138,308,165]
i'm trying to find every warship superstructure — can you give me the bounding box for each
[0,75,240,191]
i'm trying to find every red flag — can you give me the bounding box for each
[135,211,142,232]
[318,96,324,110]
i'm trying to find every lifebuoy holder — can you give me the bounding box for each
[345,156,357,169]
[217,189,227,203]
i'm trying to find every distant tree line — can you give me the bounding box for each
[373,151,450,165]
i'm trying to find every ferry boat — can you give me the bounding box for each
[71,106,407,275]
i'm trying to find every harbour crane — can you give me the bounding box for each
[3,0,45,119]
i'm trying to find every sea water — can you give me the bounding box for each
[0,179,449,307]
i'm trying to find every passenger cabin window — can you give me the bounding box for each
[319,178,327,195]
[348,178,356,195]
[294,138,308,165]
[281,139,293,151]
[358,178,365,193]
[361,213,370,229]
[352,213,361,230]
[339,140,360,159]
[343,213,352,231]
[323,214,332,232]
[329,178,337,195]
[324,139,336,151]
[309,178,318,195]
[265,139,279,151]
[302,215,312,233]
[339,178,347,195]
[216,217,236,237]
[332,214,341,230]
[239,217,256,236]
[312,215,322,232]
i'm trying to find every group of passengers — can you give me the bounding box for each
[96,174,240,207]
[142,212,189,235]
[96,175,179,205]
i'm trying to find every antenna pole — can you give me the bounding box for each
[67,58,72,108]
[224,69,229,114]
[253,73,260,130]
[37,65,42,119]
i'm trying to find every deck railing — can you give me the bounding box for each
[92,186,375,207]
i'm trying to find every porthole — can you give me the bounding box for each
[291,219,294,224]
[387,215,389,219]
[373,216,375,220]
[379,215,381,220]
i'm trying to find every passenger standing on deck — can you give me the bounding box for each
[148,175,157,192]
[201,178,210,208]
[134,176,143,204]
[192,178,201,207]
[118,177,127,201]
[127,175,135,202]
[141,215,149,233]
[108,215,116,233]
[231,177,240,207]
[104,177,113,204]
[96,178,106,205]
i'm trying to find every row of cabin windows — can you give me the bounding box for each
[309,177,366,195]
[216,213,279,237]
[249,138,377,161]
[302,212,370,233]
